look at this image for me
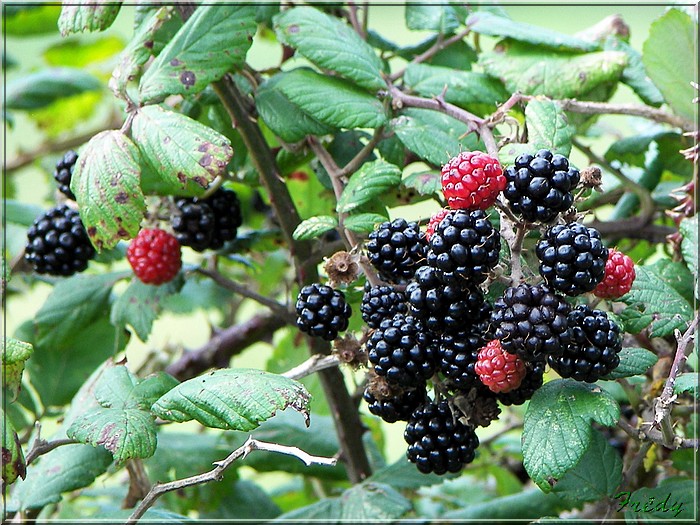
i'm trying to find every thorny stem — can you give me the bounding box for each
[125,437,337,524]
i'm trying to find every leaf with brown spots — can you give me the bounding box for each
[138,4,256,104]
[132,105,233,197]
[70,130,145,252]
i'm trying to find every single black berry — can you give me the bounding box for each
[536,222,608,296]
[547,305,622,382]
[495,360,545,406]
[491,283,571,361]
[404,400,479,475]
[366,218,427,284]
[366,313,436,387]
[503,149,580,223]
[53,150,78,199]
[363,386,427,423]
[360,282,408,329]
[295,283,352,341]
[24,204,95,276]
[426,209,500,287]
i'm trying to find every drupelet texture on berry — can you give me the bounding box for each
[491,283,571,361]
[536,222,608,296]
[441,151,506,210]
[53,150,78,200]
[436,329,485,391]
[25,204,95,276]
[495,360,545,406]
[548,305,622,382]
[593,248,636,299]
[426,209,501,287]
[475,339,527,394]
[360,282,408,329]
[366,218,427,284]
[404,400,480,475]
[363,386,427,423]
[295,283,352,341]
[503,149,580,223]
[127,228,182,285]
[425,208,451,242]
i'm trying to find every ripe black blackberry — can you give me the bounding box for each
[536,222,608,296]
[495,360,545,406]
[406,265,490,335]
[547,305,622,382]
[366,218,427,284]
[366,313,436,387]
[363,386,427,423]
[426,209,500,287]
[24,204,95,276]
[171,188,242,251]
[53,150,78,200]
[503,149,580,223]
[360,282,408,329]
[491,283,571,361]
[295,283,352,341]
[436,329,485,391]
[404,400,479,475]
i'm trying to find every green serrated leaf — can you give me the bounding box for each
[67,408,157,463]
[524,98,573,156]
[138,5,256,104]
[133,105,233,196]
[604,130,678,168]
[552,429,623,505]
[603,36,664,107]
[619,265,693,337]
[404,63,508,115]
[674,373,698,398]
[110,277,182,342]
[402,170,442,196]
[58,1,121,36]
[274,7,385,91]
[603,347,658,379]
[4,68,102,110]
[1,410,26,487]
[336,160,401,214]
[131,372,180,409]
[344,213,387,233]
[405,4,461,33]
[292,216,338,240]
[392,108,477,166]
[275,69,387,130]
[480,42,627,99]
[643,9,697,123]
[152,368,311,430]
[523,379,620,491]
[467,11,599,51]
[2,338,33,402]
[71,130,145,251]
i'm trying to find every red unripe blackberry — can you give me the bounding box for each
[24,204,95,276]
[360,282,408,329]
[366,313,436,387]
[426,209,501,287]
[491,283,571,361]
[363,386,427,423]
[53,150,78,200]
[404,400,479,475]
[536,222,608,296]
[366,218,427,284]
[475,339,527,394]
[127,229,182,285]
[503,149,580,223]
[295,283,352,341]
[425,208,450,242]
[547,305,622,382]
[441,151,506,210]
[495,360,545,406]
[593,248,636,299]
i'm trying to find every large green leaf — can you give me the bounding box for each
[403,63,508,115]
[275,69,387,130]
[4,68,101,110]
[480,42,627,99]
[405,4,464,33]
[132,105,233,197]
[602,347,658,379]
[604,36,664,107]
[467,11,599,51]
[152,368,311,431]
[71,130,145,251]
[58,1,121,36]
[522,379,620,491]
[344,213,387,233]
[442,489,570,520]
[274,7,385,91]
[642,9,697,122]
[2,338,33,402]
[336,160,401,214]
[138,5,256,104]
[292,215,338,241]
[44,36,124,67]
